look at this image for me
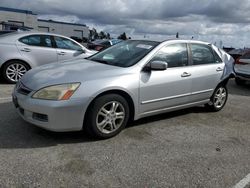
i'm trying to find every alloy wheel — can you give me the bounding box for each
[213,87,227,109]
[96,101,125,134]
[6,63,27,82]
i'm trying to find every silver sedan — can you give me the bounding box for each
[0,31,96,83]
[13,40,234,138]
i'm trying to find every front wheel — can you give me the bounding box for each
[85,94,130,139]
[205,85,228,112]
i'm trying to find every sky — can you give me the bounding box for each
[1,0,250,48]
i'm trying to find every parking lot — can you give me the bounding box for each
[0,80,249,187]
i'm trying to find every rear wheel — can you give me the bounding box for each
[235,77,246,85]
[85,94,130,139]
[205,85,228,112]
[2,61,30,84]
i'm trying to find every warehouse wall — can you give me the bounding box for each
[37,20,90,39]
[0,10,37,29]
[0,7,90,40]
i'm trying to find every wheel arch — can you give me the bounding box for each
[0,59,32,71]
[217,74,234,88]
[84,89,136,126]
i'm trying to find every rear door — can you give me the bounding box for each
[53,36,86,61]
[17,34,58,67]
[139,43,193,115]
[188,43,225,102]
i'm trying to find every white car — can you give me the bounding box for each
[0,31,97,83]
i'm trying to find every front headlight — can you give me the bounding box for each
[32,83,80,100]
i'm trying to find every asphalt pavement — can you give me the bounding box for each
[0,80,250,188]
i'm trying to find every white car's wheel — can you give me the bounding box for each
[3,61,29,84]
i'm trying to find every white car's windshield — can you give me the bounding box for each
[88,40,160,67]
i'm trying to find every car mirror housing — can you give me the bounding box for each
[150,61,168,71]
[78,48,85,53]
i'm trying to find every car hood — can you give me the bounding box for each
[21,58,131,90]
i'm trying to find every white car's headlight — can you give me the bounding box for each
[32,83,80,100]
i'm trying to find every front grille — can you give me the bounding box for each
[17,82,32,95]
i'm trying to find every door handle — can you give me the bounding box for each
[216,67,223,72]
[20,48,31,52]
[181,72,192,77]
[57,51,66,55]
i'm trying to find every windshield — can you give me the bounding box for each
[88,40,160,67]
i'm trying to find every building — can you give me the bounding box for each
[37,19,89,39]
[0,7,90,40]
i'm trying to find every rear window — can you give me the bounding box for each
[190,44,216,65]
[19,35,52,47]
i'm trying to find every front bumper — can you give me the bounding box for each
[13,90,89,132]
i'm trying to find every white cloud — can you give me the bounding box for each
[1,0,250,47]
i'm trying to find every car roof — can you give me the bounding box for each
[0,30,81,44]
[128,38,210,46]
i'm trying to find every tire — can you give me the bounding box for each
[85,94,130,139]
[205,85,228,112]
[2,60,30,84]
[235,77,246,85]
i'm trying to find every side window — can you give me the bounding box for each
[19,35,52,48]
[54,36,82,51]
[19,35,41,46]
[190,44,215,65]
[151,43,188,68]
[43,35,52,47]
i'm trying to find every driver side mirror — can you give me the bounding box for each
[149,61,168,71]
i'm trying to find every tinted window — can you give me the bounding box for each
[191,44,215,65]
[151,43,188,68]
[19,35,52,47]
[54,36,82,51]
[20,35,41,46]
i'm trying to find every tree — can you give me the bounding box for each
[99,31,106,39]
[118,32,127,40]
[90,28,99,40]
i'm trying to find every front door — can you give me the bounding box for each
[53,36,85,61]
[139,43,192,115]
